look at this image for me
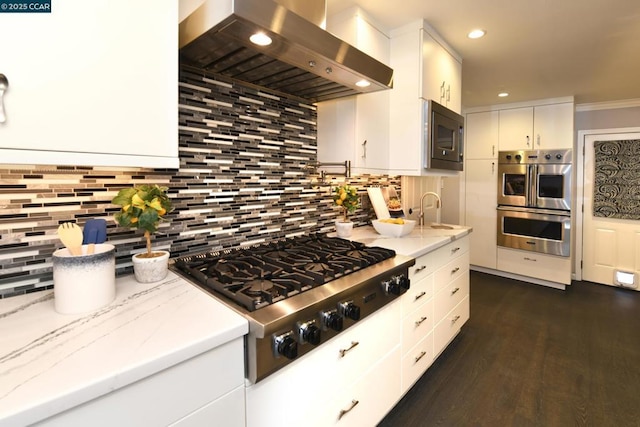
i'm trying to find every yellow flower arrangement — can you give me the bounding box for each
[112,184,173,257]
[333,184,360,222]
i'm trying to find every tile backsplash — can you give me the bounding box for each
[0,67,400,298]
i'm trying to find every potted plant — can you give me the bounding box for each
[112,184,173,283]
[333,184,360,238]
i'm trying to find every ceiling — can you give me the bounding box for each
[326,0,640,109]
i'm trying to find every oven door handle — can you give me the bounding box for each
[496,206,571,217]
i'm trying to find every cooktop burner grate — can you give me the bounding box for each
[174,234,396,312]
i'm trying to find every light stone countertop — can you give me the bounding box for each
[0,271,248,427]
[346,224,472,258]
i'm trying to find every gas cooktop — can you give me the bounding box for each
[174,234,396,312]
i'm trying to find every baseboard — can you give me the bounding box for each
[470,266,567,290]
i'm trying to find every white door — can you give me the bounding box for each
[582,131,640,289]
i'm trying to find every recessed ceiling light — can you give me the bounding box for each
[249,32,272,46]
[498,92,509,97]
[355,79,371,88]
[468,29,486,39]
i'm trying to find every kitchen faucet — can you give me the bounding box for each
[418,192,441,226]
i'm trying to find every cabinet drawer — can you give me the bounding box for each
[434,251,469,293]
[402,273,434,315]
[434,236,470,267]
[402,298,433,355]
[409,251,437,282]
[434,296,469,357]
[497,247,571,284]
[327,346,401,426]
[401,332,434,392]
[433,271,469,321]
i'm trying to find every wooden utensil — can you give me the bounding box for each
[57,222,83,256]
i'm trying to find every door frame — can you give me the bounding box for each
[575,127,640,281]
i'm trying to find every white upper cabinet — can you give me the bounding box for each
[0,0,179,168]
[498,101,574,151]
[317,7,391,174]
[465,111,499,160]
[420,30,462,114]
[388,20,462,176]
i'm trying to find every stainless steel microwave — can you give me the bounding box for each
[423,99,465,171]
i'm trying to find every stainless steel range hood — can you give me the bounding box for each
[179,0,394,103]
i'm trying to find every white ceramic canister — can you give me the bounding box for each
[53,243,116,314]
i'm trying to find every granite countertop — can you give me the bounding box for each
[0,271,248,427]
[348,223,472,258]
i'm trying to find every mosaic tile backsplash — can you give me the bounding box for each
[0,67,400,298]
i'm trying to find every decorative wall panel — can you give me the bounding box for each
[593,139,640,219]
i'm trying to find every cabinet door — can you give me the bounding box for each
[0,0,178,168]
[498,107,534,151]
[465,160,498,269]
[465,111,499,160]
[354,91,390,171]
[420,30,462,114]
[533,103,574,149]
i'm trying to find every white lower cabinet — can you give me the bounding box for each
[400,236,470,394]
[497,247,572,285]
[35,338,245,427]
[245,301,402,427]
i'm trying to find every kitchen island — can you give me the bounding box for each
[0,271,248,427]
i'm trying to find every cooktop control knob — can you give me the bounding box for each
[505,154,512,160]
[340,300,361,321]
[545,153,551,160]
[397,274,411,292]
[322,309,344,332]
[556,153,563,160]
[274,332,298,359]
[515,154,522,161]
[298,320,321,345]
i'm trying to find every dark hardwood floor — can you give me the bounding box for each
[379,271,640,427]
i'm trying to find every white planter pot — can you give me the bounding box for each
[132,250,170,283]
[335,220,354,238]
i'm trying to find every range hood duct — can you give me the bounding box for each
[179,0,394,103]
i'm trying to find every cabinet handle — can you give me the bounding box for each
[492,162,495,174]
[492,145,495,156]
[414,265,427,273]
[451,247,460,254]
[440,81,446,101]
[414,291,427,301]
[414,351,427,364]
[338,399,360,420]
[451,266,460,275]
[526,135,530,146]
[339,341,360,358]
[415,316,428,326]
[451,315,461,324]
[446,84,450,102]
[0,73,7,123]
[536,134,540,146]
[523,256,538,262]
[361,140,367,159]
[451,287,460,295]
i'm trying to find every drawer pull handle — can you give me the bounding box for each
[451,247,460,254]
[451,287,460,295]
[451,267,460,275]
[339,341,360,358]
[338,399,359,420]
[415,265,427,273]
[524,257,537,262]
[415,351,427,363]
[414,291,427,301]
[452,315,461,324]
[415,316,428,326]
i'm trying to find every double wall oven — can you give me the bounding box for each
[497,149,572,257]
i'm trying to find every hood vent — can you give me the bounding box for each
[179,0,394,103]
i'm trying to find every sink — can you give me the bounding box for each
[430,224,454,229]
